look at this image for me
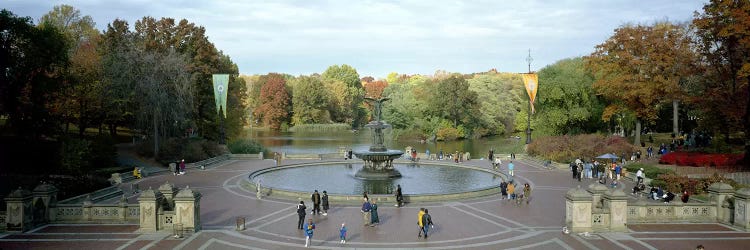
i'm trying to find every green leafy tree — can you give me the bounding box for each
[468,73,525,135]
[100,19,136,136]
[292,76,330,125]
[322,64,364,127]
[426,75,480,134]
[255,73,291,130]
[536,57,605,135]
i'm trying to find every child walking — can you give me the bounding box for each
[303,218,315,247]
[339,223,347,244]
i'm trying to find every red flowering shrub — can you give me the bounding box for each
[659,152,743,167]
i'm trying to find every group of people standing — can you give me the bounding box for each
[499,181,531,204]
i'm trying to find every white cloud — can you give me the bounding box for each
[4,0,707,78]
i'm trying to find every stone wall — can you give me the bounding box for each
[566,182,750,232]
[4,182,199,233]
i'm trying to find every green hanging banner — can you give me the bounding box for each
[212,74,230,118]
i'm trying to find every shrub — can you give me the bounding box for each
[659,152,744,167]
[652,172,741,195]
[436,126,461,141]
[289,123,351,133]
[228,139,266,154]
[623,163,674,179]
[527,134,637,163]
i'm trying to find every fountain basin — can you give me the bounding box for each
[247,161,506,202]
[353,149,404,179]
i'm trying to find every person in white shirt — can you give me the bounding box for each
[636,168,644,184]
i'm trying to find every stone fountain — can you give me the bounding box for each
[353,97,404,179]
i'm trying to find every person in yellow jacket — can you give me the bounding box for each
[417,208,425,238]
[133,167,142,179]
[507,182,515,199]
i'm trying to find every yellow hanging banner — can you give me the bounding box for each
[522,73,538,113]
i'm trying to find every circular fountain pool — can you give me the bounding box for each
[249,162,504,196]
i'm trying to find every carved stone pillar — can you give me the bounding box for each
[158,182,177,210]
[32,183,58,224]
[604,189,628,232]
[174,186,202,232]
[733,188,750,231]
[565,187,592,233]
[708,182,735,224]
[587,183,608,210]
[4,187,33,232]
[137,188,163,232]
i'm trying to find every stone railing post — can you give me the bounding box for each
[82,195,93,221]
[137,188,163,232]
[258,152,264,160]
[565,186,592,233]
[118,195,128,221]
[604,189,628,232]
[4,187,33,232]
[32,183,58,223]
[587,183,608,210]
[158,182,177,211]
[708,182,735,224]
[174,186,202,232]
[734,188,750,231]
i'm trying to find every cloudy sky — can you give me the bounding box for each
[5,0,707,78]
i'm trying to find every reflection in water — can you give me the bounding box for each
[247,130,523,157]
[253,163,500,195]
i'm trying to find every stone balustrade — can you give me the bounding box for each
[4,181,199,233]
[566,182,750,232]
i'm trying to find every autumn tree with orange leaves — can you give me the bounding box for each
[587,21,696,146]
[255,73,291,130]
[693,0,750,166]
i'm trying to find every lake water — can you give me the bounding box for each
[247,129,525,157]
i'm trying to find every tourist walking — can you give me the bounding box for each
[500,181,508,200]
[615,164,622,180]
[370,199,379,226]
[361,198,372,226]
[321,191,329,216]
[395,185,403,207]
[311,190,321,215]
[296,201,307,230]
[507,182,516,199]
[421,209,434,239]
[417,208,425,238]
[303,218,315,247]
[523,183,532,204]
[179,159,186,175]
[339,223,347,244]
[508,161,515,177]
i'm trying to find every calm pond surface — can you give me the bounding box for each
[247,129,525,157]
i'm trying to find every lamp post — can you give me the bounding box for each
[525,49,533,144]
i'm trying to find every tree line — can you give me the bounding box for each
[1,5,247,159]
[245,0,749,167]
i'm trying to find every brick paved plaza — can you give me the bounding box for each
[2,158,749,249]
